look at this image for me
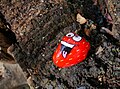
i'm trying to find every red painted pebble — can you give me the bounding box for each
[53,32,90,68]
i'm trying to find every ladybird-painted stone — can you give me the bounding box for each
[53,32,90,68]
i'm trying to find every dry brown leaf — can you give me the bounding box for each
[76,13,87,24]
[84,28,91,36]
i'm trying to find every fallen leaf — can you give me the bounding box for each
[84,28,91,36]
[76,13,87,24]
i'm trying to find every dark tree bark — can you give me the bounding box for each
[0,0,119,88]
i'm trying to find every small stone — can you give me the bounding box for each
[40,0,44,3]
[96,46,103,55]
[60,7,63,9]
[42,37,45,39]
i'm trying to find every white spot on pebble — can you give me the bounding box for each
[56,61,58,63]
[53,56,55,60]
[82,50,85,53]
[66,63,69,65]
[83,42,85,44]
[77,55,80,58]
[69,58,73,60]
[69,53,72,55]
[70,64,74,66]
[83,54,86,57]
[60,60,64,62]
[56,54,60,58]
[68,39,71,41]
[76,49,80,52]
[86,45,89,47]
[78,59,81,61]
[55,50,58,53]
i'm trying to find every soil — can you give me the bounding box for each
[0,0,120,89]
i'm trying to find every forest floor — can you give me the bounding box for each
[0,0,120,89]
